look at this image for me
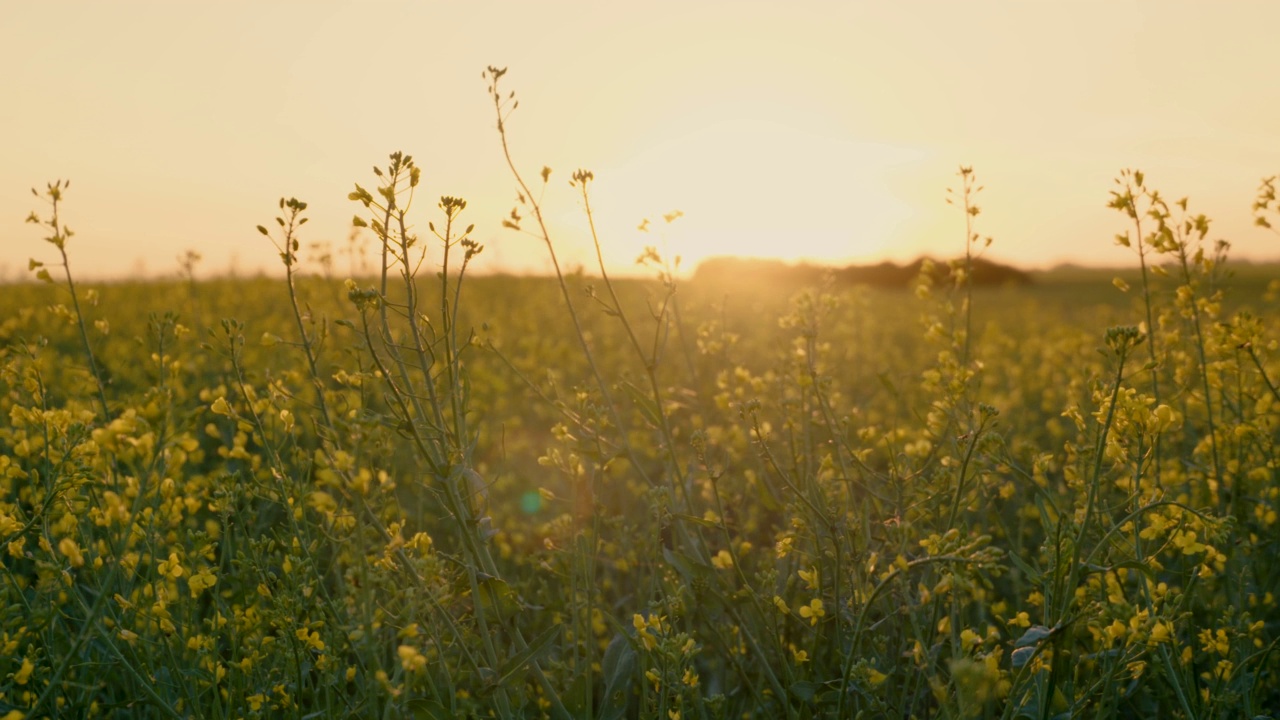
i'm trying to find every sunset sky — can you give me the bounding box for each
[4,2,1279,280]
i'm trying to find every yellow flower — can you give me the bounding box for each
[799,598,825,626]
[58,537,85,568]
[188,568,217,597]
[14,657,34,685]
[798,567,819,591]
[398,645,426,673]
[775,537,794,558]
[633,613,658,651]
[1199,628,1230,656]
[711,549,734,570]
[157,552,184,579]
[1172,530,1206,555]
[645,669,661,690]
[1140,514,1168,540]
[296,628,325,652]
[790,646,809,664]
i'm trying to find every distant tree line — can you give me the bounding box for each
[691,256,1032,288]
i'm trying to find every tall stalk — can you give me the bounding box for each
[1108,170,1164,488]
[27,180,110,418]
[484,66,652,488]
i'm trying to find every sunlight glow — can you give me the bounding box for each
[587,115,927,272]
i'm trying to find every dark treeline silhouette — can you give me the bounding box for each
[691,256,1032,288]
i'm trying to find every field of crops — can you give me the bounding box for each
[4,95,1280,718]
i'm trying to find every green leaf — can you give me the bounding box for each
[1014,625,1052,648]
[495,624,559,688]
[1006,550,1041,583]
[672,513,721,529]
[621,381,663,430]
[1011,645,1037,668]
[1033,493,1058,531]
[475,574,521,622]
[661,546,698,582]
[789,681,821,701]
[752,471,782,512]
[598,634,637,720]
[405,699,451,720]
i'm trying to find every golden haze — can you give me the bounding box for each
[3,2,1279,279]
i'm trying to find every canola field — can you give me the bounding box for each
[3,158,1280,718]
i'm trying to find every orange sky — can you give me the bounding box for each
[4,2,1279,280]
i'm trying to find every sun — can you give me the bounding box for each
[583,109,927,274]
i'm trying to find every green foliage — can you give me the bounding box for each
[0,69,1277,720]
